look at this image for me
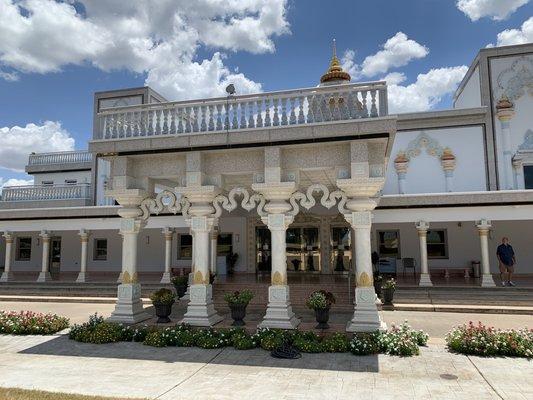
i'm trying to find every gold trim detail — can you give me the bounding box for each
[193,271,207,284]
[122,271,138,284]
[272,271,285,285]
[357,272,373,287]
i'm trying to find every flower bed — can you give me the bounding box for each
[0,310,69,335]
[69,315,428,357]
[446,321,532,358]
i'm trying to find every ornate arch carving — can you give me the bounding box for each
[288,183,349,216]
[139,190,190,220]
[496,55,533,102]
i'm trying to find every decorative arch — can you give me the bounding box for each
[496,55,533,102]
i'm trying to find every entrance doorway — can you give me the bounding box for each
[330,227,352,273]
[49,237,61,278]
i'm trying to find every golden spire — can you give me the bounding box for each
[320,39,351,84]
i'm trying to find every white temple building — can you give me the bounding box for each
[0,42,532,329]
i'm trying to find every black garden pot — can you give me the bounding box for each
[314,307,330,329]
[173,283,187,298]
[229,303,248,326]
[154,301,174,323]
[383,287,395,306]
[374,280,383,298]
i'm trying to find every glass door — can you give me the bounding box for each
[303,227,320,272]
[255,227,271,273]
[49,237,61,278]
[331,227,351,273]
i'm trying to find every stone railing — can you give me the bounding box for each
[1,183,91,202]
[94,82,388,140]
[28,151,93,166]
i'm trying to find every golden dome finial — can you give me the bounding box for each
[320,39,351,84]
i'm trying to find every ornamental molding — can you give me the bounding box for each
[288,183,348,216]
[404,131,445,160]
[139,190,190,220]
[496,55,533,102]
[517,129,533,151]
[213,187,267,218]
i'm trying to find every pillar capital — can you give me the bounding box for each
[120,218,145,235]
[162,226,174,239]
[186,216,217,234]
[261,213,294,231]
[252,182,295,214]
[177,185,220,217]
[78,229,90,241]
[2,231,13,243]
[476,219,492,235]
[343,211,372,229]
[415,220,430,234]
[336,177,384,199]
[39,230,51,241]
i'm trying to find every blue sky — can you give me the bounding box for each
[0,0,532,185]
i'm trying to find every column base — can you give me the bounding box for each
[418,273,433,287]
[108,283,150,324]
[180,284,222,327]
[181,272,194,301]
[0,271,14,282]
[75,272,87,283]
[160,272,171,284]
[481,274,496,287]
[37,272,53,282]
[346,287,386,333]
[258,285,300,330]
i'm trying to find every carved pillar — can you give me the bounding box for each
[476,219,496,287]
[253,182,300,329]
[496,96,515,190]
[160,227,174,284]
[512,157,524,190]
[107,189,150,324]
[416,221,433,286]
[343,200,385,332]
[0,232,14,282]
[179,186,222,327]
[394,152,408,194]
[210,227,218,275]
[37,230,52,282]
[440,148,456,192]
[76,229,89,283]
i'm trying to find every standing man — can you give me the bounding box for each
[496,237,516,287]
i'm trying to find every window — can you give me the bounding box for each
[427,230,448,259]
[93,239,108,261]
[524,165,533,189]
[65,179,77,185]
[16,237,32,261]
[217,233,233,256]
[377,230,401,258]
[178,234,192,259]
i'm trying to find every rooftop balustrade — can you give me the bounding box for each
[0,183,91,202]
[28,151,93,166]
[94,81,388,140]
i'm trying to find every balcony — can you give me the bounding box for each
[93,82,388,141]
[26,151,93,174]
[0,183,92,209]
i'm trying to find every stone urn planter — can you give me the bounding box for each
[171,276,188,298]
[224,290,254,326]
[228,303,248,326]
[306,290,336,330]
[154,301,174,323]
[313,307,331,329]
[150,288,176,324]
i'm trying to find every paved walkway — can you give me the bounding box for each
[0,333,531,400]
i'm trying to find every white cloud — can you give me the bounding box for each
[0,0,290,99]
[0,177,34,189]
[456,0,530,21]
[342,32,428,79]
[385,66,468,113]
[493,16,533,46]
[0,121,75,172]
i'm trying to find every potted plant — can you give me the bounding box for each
[226,252,239,276]
[373,274,383,298]
[224,290,254,326]
[382,278,397,306]
[306,290,336,329]
[150,288,176,323]
[171,275,188,298]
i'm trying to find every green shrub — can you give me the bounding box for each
[194,328,231,349]
[293,337,323,353]
[69,314,123,344]
[257,328,289,351]
[446,322,532,358]
[143,330,167,347]
[322,332,350,353]
[379,322,420,357]
[306,290,336,310]
[350,332,381,355]
[0,310,69,335]
[224,290,254,305]
[232,332,258,350]
[150,288,175,305]
[170,275,188,286]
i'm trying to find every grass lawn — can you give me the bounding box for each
[0,387,146,400]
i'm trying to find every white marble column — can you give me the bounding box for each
[107,189,150,324]
[394,153,408,195]
[181,215,222,326]
[416,221,433,287]
[253,181,300,329]
[345,208,386,332]
[441,148,456,193]
[512,158,525,190]
[76,229,89,283]
[476,219,496,287]
[210,227,218,275]
[160,227,173,284]
[37,230,52,282]
[0,232,14,282]
[496,96,515,190]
